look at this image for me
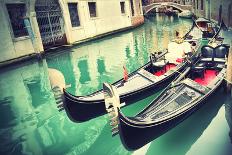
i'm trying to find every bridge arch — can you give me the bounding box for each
[145,5,184,15]
[143,2,192,15]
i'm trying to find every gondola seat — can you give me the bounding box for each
[214,45,229,64]
[191,62,206,79]
[200,45,215,68]
[150,53,169,72]
[200,45,214,62]
[153,59,169,73]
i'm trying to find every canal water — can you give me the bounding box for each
[0,14,231,155]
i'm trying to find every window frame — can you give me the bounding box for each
[5,3,29,39]
[120,1,126,14]
[68,3,81,27]
[88,2,98,18]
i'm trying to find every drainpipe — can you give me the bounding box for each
[29,11,44,53]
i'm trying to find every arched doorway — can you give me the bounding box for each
[35,0,66,50]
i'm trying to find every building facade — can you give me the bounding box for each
[0,0,144,63]
[192,0,232,28]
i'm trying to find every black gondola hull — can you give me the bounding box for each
[63,70,181,122]
[118,80,223,150]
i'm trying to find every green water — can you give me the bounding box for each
[0,14,232,155]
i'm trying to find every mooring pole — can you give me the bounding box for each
[226,42,232,96]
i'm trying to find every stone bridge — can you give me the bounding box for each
[143,2,192,15]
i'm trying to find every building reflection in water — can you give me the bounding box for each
[144,13,192,52]
[78,58,91,84]
[0,60,54,154]
[0,58,109,155]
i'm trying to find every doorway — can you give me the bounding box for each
[35,0,66,50]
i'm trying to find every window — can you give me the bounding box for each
[68,3,80,27]
[200,0,203,10]
[130,0,134,16]
[196,0,198,9]
[120,2,125,14]
[88,2,97,18]
[139,2,141,14]
[6,4,28,38]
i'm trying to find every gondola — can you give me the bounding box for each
[109,43,229,150]
[194,17,222,39]
[61,18,222,122]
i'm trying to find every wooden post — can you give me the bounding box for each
[226,42,232,95]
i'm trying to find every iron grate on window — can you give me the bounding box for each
[6,4,28,38]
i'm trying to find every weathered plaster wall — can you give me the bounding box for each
[0,0,145,63]
[0,0,37,63]
[64,0,133,44]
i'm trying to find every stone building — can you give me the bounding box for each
[0,0,144,63]
[192,0,232,28]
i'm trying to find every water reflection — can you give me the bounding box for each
[0,60,54,154]
[225,96,232,143]
[46,52,76,94]
[0,59,110,155]
[78,59,91,84]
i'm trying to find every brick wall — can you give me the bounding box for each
[132,0,144,26]
[132,15,144,26]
